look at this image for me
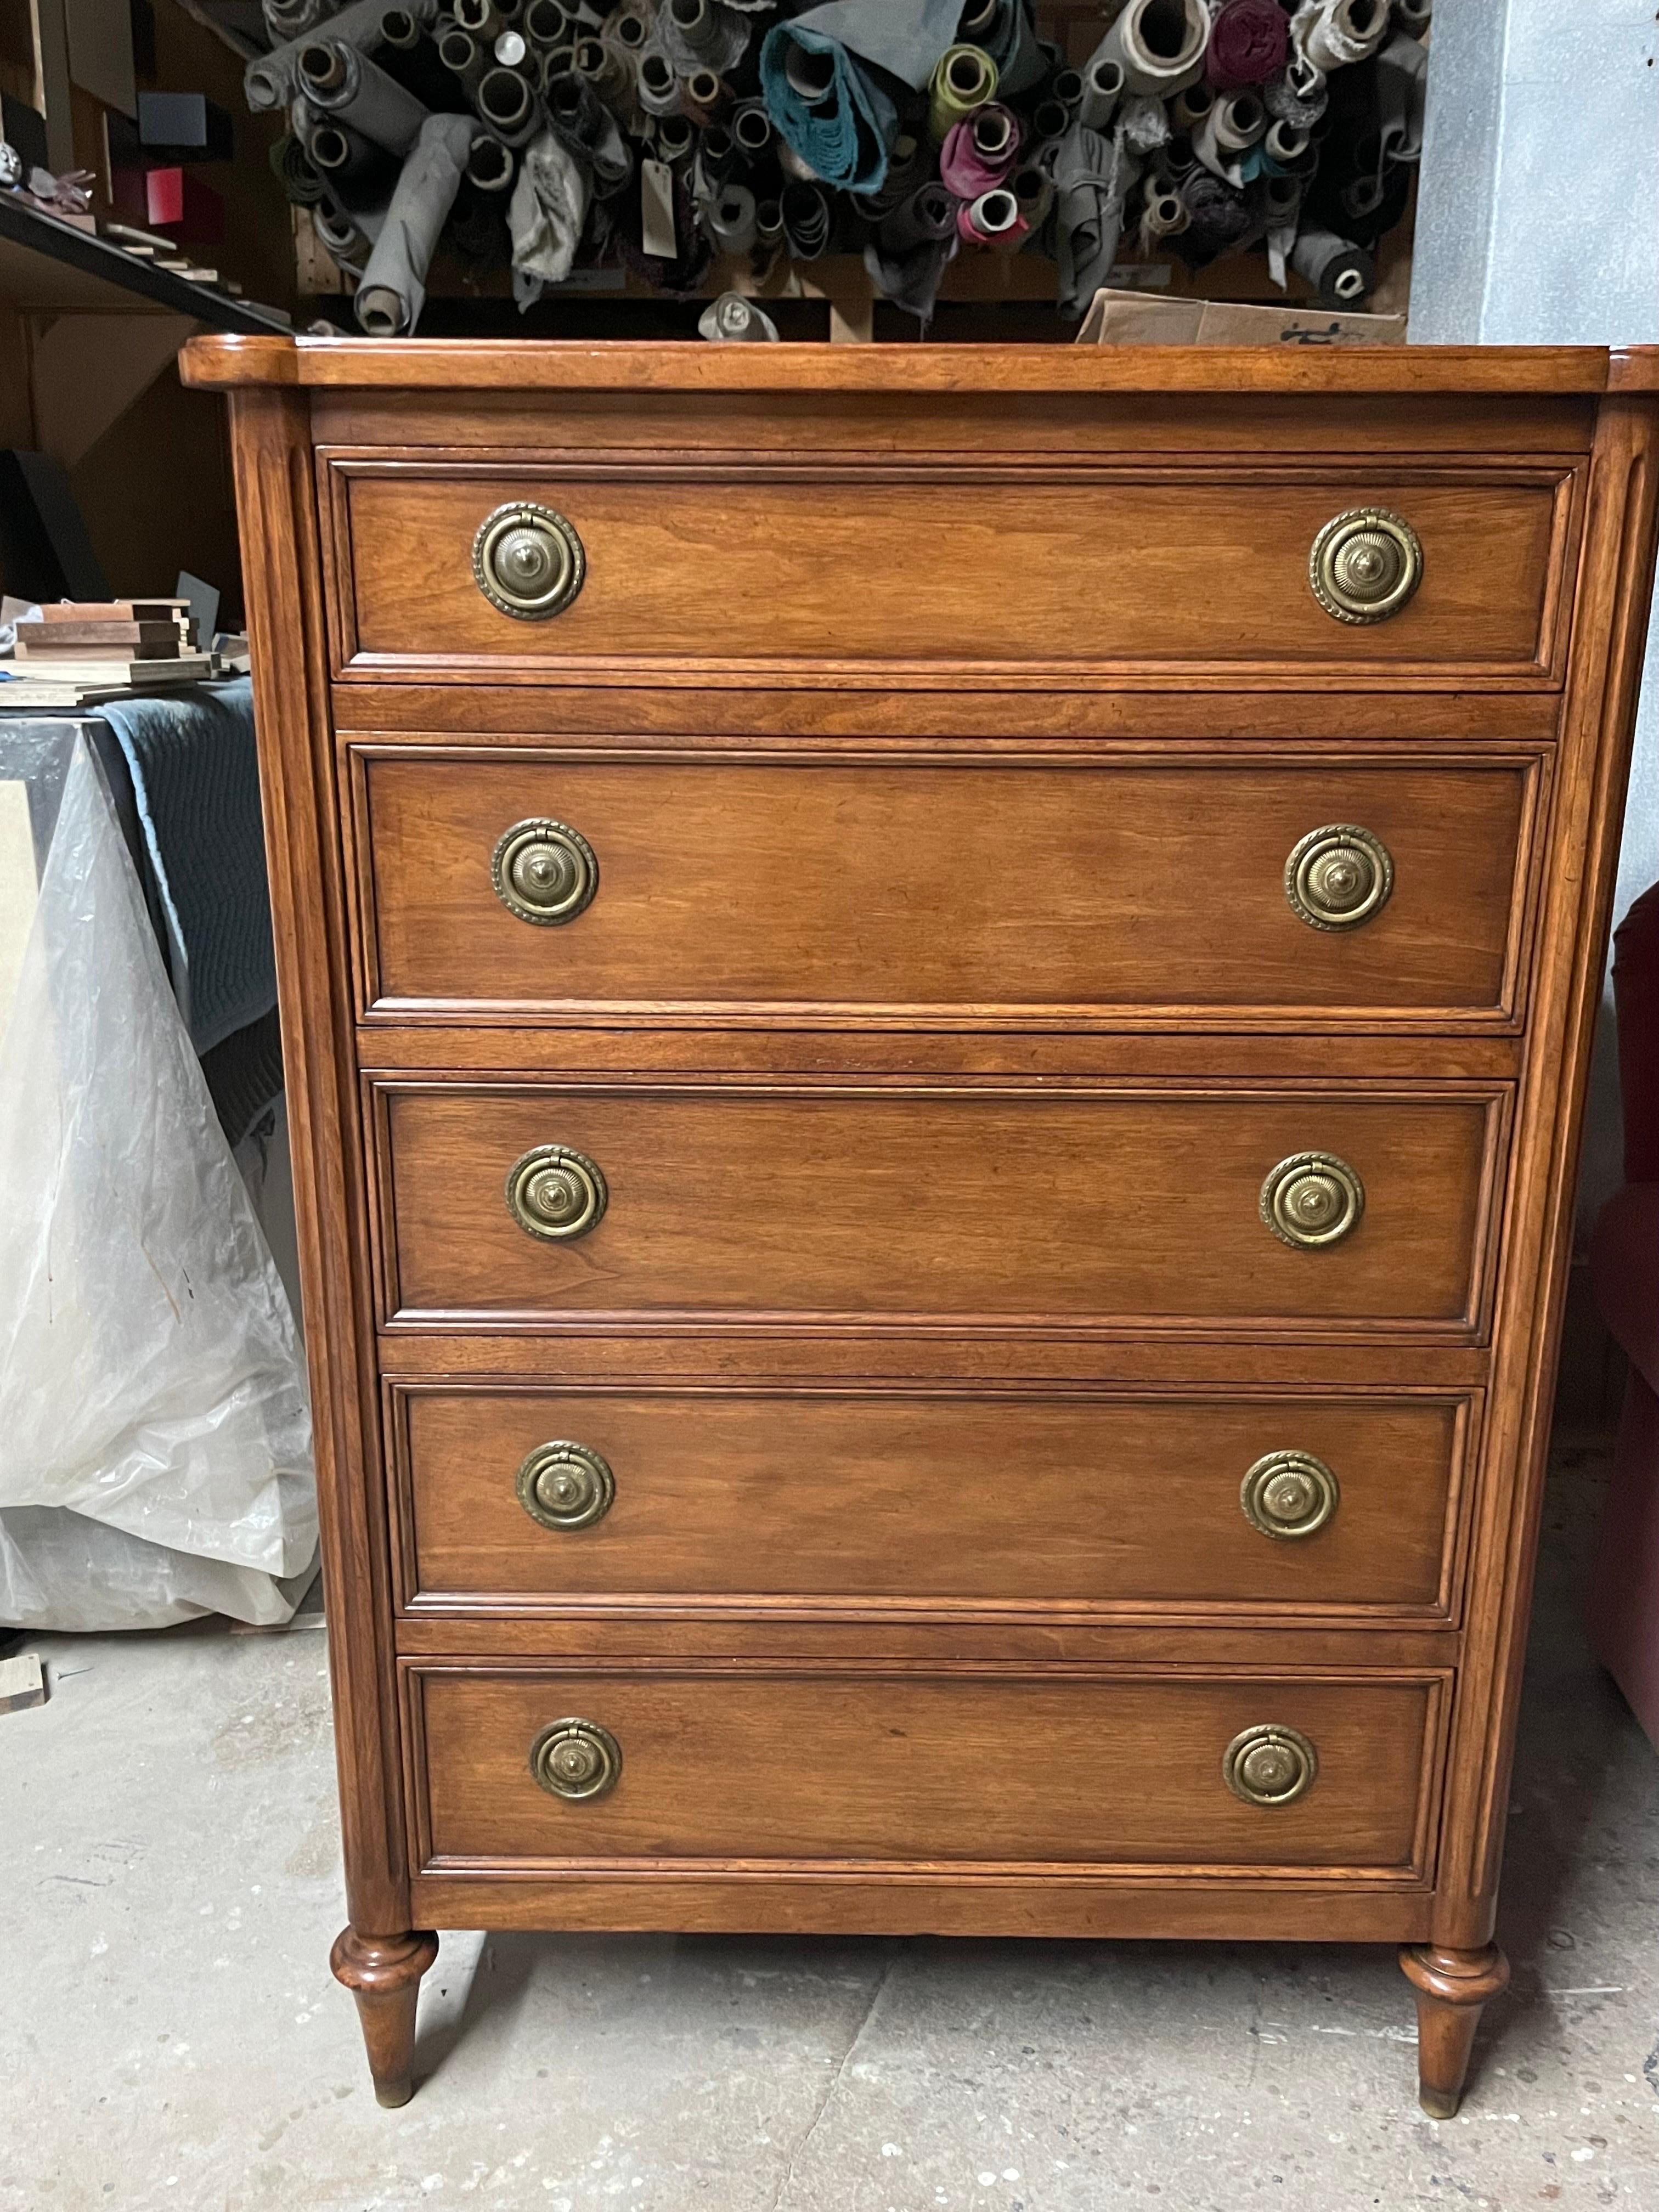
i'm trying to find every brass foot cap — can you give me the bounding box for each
[1419,2087,1461,2120]
[374,2076,415,2110]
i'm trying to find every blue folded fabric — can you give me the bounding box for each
[760,22,899,194]
[783,0,964,92]
[95,678,277,1054]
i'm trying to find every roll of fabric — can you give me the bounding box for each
[1375,31,1428,166]
[863,229,957,321]
[1049,66,1084,113]
[1050,119,1135,321]
[703,177,757,251]
[1292,0,1389,74]
[375,17,460,106]
[636,44,684,117]
[1097,0,1208,99]
[354,109,474,331]
[681,67,730,127]
[957,185,1026,249]
[878,179,954,254]
[297,40,430,157]
[264,0,332,41]
[1170,82,1211,133]
[575,35,630,108]
[439,26,490,97]
[760,22,899,195]
[780,178,831,258]
[698,291,780,340]
[307,116,396,190]
[523,0,569,50]
[939,104,1020,198]
[1172,166,1253,268]
[1291,224,1375,306]
[1079,54,1124,132]
[1193,88,1265,183]
[507,123,590,305]
[1139,176,1190,244]
[1395,0,1431,32]
[780,0,964,93]
[1009,159,1052,233]
[314,198,379,265]
[1205,0,1288,91]
[1263,116,1311,168]
[543,61,634,194]
[956,0,1046,99]
[248,0,400,111]
[1263,53,1327,128]
[730,98,772,159]
[476,64,545,146]
[465,132,518,192]
[656,112,697,161]
[928,44,997,142]
[755,194,785,244]
[659,0,751,76]
[270,132,328,205]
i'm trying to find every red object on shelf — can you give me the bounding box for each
[111,165,225,242]
[1588,881,1659,1752]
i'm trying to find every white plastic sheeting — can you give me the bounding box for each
[0,737,315,1629]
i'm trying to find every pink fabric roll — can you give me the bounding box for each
[1206,0,1288,89]
[939,103,1020,196]
[956,187,1026,247]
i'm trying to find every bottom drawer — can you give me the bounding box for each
[407,1666,1444,1878]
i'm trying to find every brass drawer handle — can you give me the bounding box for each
[1260,1150,1364,1250]
[472,500,586,620]
[505,1143,608,1241]
[1310,506,1423,624]
[1285,823,1393,932]
[1223,1724,1318,1808]
[492,817,598,926]
[1240,1450,1340,1541]
[516,1440,615,1531]
[529,1717,622,1801]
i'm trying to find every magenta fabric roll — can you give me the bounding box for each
[1205,0,1288,89]
[956,188,1027,247]
[939,103,1020,196]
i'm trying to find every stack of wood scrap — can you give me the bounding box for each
[1,601,215,708]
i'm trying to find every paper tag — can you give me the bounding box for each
[641,158,677,261]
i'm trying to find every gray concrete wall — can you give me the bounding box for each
[1412,0,1659,1222]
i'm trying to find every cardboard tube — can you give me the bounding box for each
[1051,67,1084,112]
[661,0,751,76]
[957,185,1026,247]
[1291,224,1375,306]
[928,44,997,142]
[307,118,390,183]
[1170,82,1212,132]
[755,195,784,245]
[1030,98,1069,143]
[476,64,544,145]
[1293,0,1388,72]
[522,0,567,45]
[682,67,729,126]
[1264,117,1310,167]
[1099,0,1208,98]
[264,0,331,39]
[654,112,696,161]
[704,179,755,252]
[730,99,771,157]
[466,132,517,190]
[1010,160,1052,232]
[455,0,507,35]
[1141,179,1189,238]
[636,46,683,116]
[381,6,429,48]
[1080,55,1124,132]
[298,40,431,156]
[439,26,489,93]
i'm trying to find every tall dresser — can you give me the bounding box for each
[183,335,1659,2114]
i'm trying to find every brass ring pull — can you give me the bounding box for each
[472,501,586,620]
[1285,824,1393,932]
[516,1440,615,1532]
[1260,1151,1364,1250]
[1310,506,1423,624]
[1240,1450,1340,1541]
[1223,1724,1318,1808]
[505,1144,608,1242]
[529,1717,622,1801]
[492,818,598,926]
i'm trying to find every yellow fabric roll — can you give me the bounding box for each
[928,43,997,141]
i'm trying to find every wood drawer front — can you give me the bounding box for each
[375,1082,1504,1335]
[354,752,1539,1027]
[328,461,1571,681]
[394,1387,1469,1619]
[407,1664,1442,1875]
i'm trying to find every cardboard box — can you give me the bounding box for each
[1076,289,1408,347]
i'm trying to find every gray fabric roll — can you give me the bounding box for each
[698,291,780,339]
[353,109,475,331]
[1098,0,1208,98]
[1051,117,1137,321]
[1264,53,1327,127]
[1079,53,1124,132]
[543,63,634,194]
[264,0,335,38]
[1291,0,1388,72]
[702,178,757,252]
[476,63,545,145]
[1290,224,1375,307]
[958,0,1046,98]
[877,180,953,254]
[635,42,684,116]
[863,230,956,320]
[780,0,963,94]
[297,40,430,155]
[248,0,396,110]
[659,0,751,75]
[1375,30,1427,166]
[508,125,590,305]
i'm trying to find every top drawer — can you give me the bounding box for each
[322,459,1578,685]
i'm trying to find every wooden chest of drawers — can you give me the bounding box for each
[184,335,1659,2117]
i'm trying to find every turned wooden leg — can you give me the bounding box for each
[1398,1943,1510,2118]
[331,1926,440,2107]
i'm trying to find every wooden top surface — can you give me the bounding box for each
[179,334,1659,398]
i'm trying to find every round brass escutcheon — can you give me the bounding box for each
[1308,506,1424,625]
[1240,1449,1340,1541]
[472,501,586,620]
[491,817,598,926]
[1260,1151,1365,1250]
[1284,823,1393,932]
[1222,1723,1318,1808]
[516,1440,616,1532]
[505,1144,608,1242]
[529,1717,622,1801]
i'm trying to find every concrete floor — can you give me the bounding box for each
[4,1434,1657,2212]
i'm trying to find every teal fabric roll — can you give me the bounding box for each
[759,22,898,194]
